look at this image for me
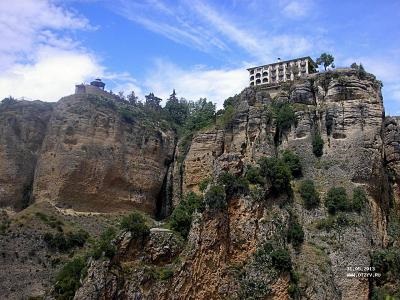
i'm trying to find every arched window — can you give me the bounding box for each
[250,82,255,86]
[256,79,261,84]
[262,78,268,83]
[262,71,268,76]
[250,76,254,81]
[256,73,261,78]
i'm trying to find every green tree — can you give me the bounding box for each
[54,256,86,299]
[145,92,162,110]
[316,53,335,70]
[184,98,216,132]
[352,187,367,213]
[127,91,139,105]
[271,249,292,272]
[325,187,349,214]
[259,157,292,195]
[164,90,189,125]
[287,217,304,247]
[245,166,265,185]
[218,172,249,198]
[312,133,324,157]
[281,150,302,178]
[169,192,203,238]
[204,184,226,210]
[120,212,150,242]
[299,179,320,209]
[92,227,117,259]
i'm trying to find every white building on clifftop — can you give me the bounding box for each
[247,57,317,86]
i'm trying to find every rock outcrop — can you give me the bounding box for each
[0,99,53,209]
[32,93,176,215]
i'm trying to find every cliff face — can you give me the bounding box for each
[75,69,397,299]
[0,99,53,209]
[32,94,176,215]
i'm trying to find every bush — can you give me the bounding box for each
[281,150,302,178]
[199,177,210,192]
[352,187,367,213]
[271,249,292,272]
[54,256,86,299]
[371,249,400,280]
[287,219,304,247]
[43,230,89,252]
[120,213,150,242]
[259,157,292,195]
[299,180,320,209]
[92,227,116,259]
[218,172,249,198]
[273,102,296,132]
[169,192,203,239]
[204,184,226,210]
[245,166,265,185]
[312,133,324,157]
[325,187,349,214]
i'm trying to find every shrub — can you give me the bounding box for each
[218,172,249,198]
[325,187,348,214]
[281,150,302,178]
[43,230,89,252]
[299,180,320,209]
[204,184,226,210]
[352,187,367,213]
[259,157,292,195]
[199,177,210,192]
[245,166,265,185]
[312,133,324,157]
[271,249,292,272]
[158,267,174,280]
[371,249,400,280]
[287,219,304,247]
[54,256,86,299]
[92,227,117,260]
[169,192,203,239]
[273,102,296,132]
[120,213,150,242]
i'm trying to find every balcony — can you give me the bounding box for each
[250,70,255,74]
[262,78,268,83]
[255,79,261,85]
[262,71,268,76]
[250,76,254,80]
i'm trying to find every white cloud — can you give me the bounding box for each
[0,0,139,101]
[281,0,313,18]
[144,59,248,108]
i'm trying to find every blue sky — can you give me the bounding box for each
[0,0,399,113]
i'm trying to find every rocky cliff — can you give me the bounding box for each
[74,69,399,299]
[0,69,399,299]
[0,99,53,209]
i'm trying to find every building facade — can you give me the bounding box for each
[247,57,317,86]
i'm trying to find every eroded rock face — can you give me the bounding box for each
[33,94,176,214]
[0,99,53,209]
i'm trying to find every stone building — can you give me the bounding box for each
[75,79,113,98]
[247,56,317,86]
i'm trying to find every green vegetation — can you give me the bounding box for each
[199,177,211,192]
[120,212,150,242]
[315,212,351,242]
[271,102,296,144]
[36,212,64,231]
[169,192,204,238]
[164,90,189,126]
[204,184,226,210]
[91,227,117,260]
[157,267,174,280]
[299,180,320,209]
[43,230,89,252]
[281,150,302,178]
[218,172,249,198]
[312,133,324,157]
[325,187,348,214]
[245,166,265,185]
[271,248,292,272]
[316,53,335,70]
[287,216,304,248]
[54,256,86,299]
[371,249,400,281]
[352,187,367,213]
[259,156,292,196]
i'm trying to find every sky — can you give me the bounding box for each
[0,0,399,113]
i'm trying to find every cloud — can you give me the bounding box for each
[0,0,138,101]
[281,0,313,18]
[114,0,314,63]
[143,59,248,108]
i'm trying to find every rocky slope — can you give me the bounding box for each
[75,69,399,299]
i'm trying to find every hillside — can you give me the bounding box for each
[0,68,399,299]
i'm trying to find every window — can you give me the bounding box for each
[250,76,254,80]
[256,73,261,78]
[256,79,261,84]
[262,78,268,83]
[250,70,254,74]
[262,71,268,76]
